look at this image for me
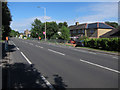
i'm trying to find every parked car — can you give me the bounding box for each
[68,40,76,44]
[75,40,84,47]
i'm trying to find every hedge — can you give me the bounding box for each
[83,38,120,51]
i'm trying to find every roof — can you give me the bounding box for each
[69,23,87,30]
[100,28,120,38]
[69,22,114,30]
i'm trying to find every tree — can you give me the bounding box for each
[105,21,118,28]
[60,26,70,40]
[30,18,43,38]
[63,22,68,27]
[41,22,59,39]
[58,22,68,29]
[2,2,12,40]
[10,30,19,37]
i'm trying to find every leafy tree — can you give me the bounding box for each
[58,22,68,28]
[31,18,43,38]
[63,22,68,27]
[60,26,70,40]
[10,30,19,37]
[42,21,59,39]
[105,21,118,28]
[2,2,12,40]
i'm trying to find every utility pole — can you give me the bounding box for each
[37,6,47,41]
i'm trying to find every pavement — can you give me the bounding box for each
[3,38,119,89]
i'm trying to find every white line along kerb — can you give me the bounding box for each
[20,52,54,89]
[16,47,20,50]
[48,49,65,56]
[41,76,55,90]
[80,59,120,74]
[20,52,32,64]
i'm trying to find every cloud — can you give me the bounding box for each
[74,3,118,24]
[10,16,63,33]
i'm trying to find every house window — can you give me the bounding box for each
[73,30,76,33]
[82,30,85,33]
[90,29,94,33]
[78,30,81,33]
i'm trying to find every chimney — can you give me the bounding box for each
[76,22,79,25]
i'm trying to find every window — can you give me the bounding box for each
[90,29,94,33]
[78,30,81,33]
[73,30,76,33]
[82,30,85,33]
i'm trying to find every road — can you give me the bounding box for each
[0,42,2,90]
[8,38,119,89]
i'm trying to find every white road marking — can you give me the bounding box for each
[20,52,32,64]
[48,49,65,56]
[35,45,43,48]
[41,76,54,90]
[35,45,39,47]
[12,42,16,46]
[113,57,118,59]
[89,52,96,54]
[80,59,120,74]
[0,64,2,67]
[29,43,33,45]
[39,46,43,48]
[16,47,20,50]
[20,52,54,89]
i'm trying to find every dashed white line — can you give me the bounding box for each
[20,52,32,64]
[80,59,120,74]
[35,45,43,48]
[113,57,118,59]
[29,43,33,45]
[48,49,65,56]
[39,46,43,48]
[89,52,96,54]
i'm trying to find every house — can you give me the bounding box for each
[19,33,23,39]
[69,22,114,40]
[100,26,120,38]
[24,29,31,37]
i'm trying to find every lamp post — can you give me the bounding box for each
[37,6,47,41]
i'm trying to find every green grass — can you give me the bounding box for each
[0,40,4,42]
[76,46,119,53]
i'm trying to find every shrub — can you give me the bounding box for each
[83,38,119,51]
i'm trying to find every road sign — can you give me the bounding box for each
[43,32,45,35]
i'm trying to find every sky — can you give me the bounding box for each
[8,2,118,33]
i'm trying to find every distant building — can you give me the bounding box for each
[69,22,114,40]
[24,29,31,37]
[19,34,23,39]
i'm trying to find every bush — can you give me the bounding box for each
[83,38,119,51]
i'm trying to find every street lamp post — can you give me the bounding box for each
[37,6,47,41]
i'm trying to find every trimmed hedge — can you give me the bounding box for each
[83,38,120,51]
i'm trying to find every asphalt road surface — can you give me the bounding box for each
[8,38,119,89]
